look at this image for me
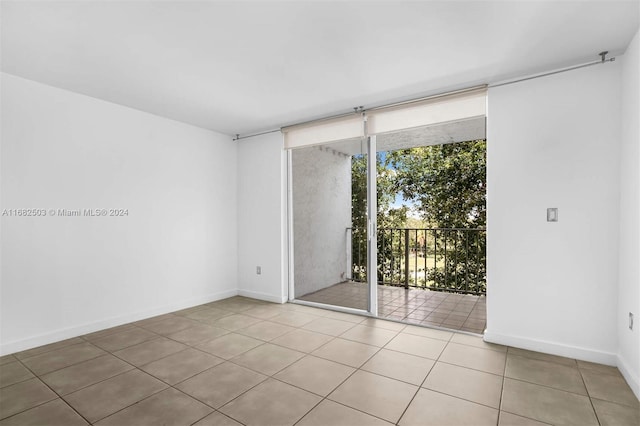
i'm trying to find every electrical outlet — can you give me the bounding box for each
[547,208,558,222]
[256,266,261,275]
[630,312,634,331]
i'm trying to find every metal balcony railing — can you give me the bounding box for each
[347,227,487,295]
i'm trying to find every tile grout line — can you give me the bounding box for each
[4,305,478,399]
[502,375,598,400]
[400,331,503,423]
[578,364,603,425]
[90,373,229,426]
[392,342,441,424]
[0,394,62,424]
[164,307,388,424]
[58,344,171,425]
[393,324,450,424]
[8,354,94,425]
[0,361,37,390]
[157,323,380,424]
[400,340,444,424]
[30,335,204,424]
[68,301,268,424]
[397,335,496,423]
[17,344,110,380]
[498,408,555,425]
[11,336,90,360]
[291,343,389,426]
[496,343,509,425]
[109,313,349,389]
[90,329,162,354]
[13,340,98,364]
[80,323,142,342]
[85,384,169,424]
[416,386,503,413]
[7,297,627,426]
[54,363,136,399]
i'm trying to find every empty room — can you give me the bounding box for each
[1,1,639,425]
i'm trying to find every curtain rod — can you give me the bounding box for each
[232,129,280,141]
[233,51,615,141]
[489,51,615,89]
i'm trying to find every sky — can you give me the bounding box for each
[378,150,418,213]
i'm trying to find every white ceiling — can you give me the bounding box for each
[2,1,638,136]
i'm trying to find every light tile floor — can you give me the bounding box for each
[0,296,637,425]
[299,282,486,333]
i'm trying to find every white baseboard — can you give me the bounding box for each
[617,354,640,400]
[0,288,239,356]
[238,289,286,304]
[483,330,618,365]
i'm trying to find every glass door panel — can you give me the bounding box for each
[291,136,375,313]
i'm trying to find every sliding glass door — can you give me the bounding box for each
[286,87,487,325]
[289,135,377,315]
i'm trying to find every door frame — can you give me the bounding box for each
[367,135,378,315]
[286,136,378,318]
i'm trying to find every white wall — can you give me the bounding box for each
[618,28,640,397]
[236,132,288,303]
[0,73,238,355]
[292,146,352,298]
[485,62,622,364]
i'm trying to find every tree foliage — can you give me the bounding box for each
[350,140,487,293]
[387,140,486,228]
[351,153,408,282]
[351,153,407,232]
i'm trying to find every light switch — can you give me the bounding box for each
[547,208,558,222]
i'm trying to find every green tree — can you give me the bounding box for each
[350,140,487,294]
[351,153,406,282]
[387,140,486,228]
[386,140,487,293]
[351,154,406,231]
